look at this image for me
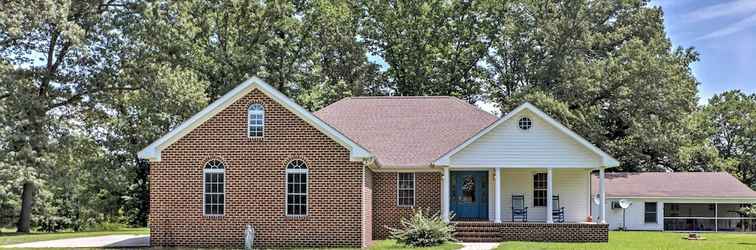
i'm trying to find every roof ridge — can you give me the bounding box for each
[349,96,453,99]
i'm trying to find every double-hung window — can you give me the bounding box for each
[286,160,308,216]
[248,104,264,137]
[645,202,658,223]
[204,160,225,215]
[397,173,415,207]
[533,173,547,207]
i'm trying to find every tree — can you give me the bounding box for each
[360,0,495,102]
[140,0,385,110]
[482,0,699,171]
[0,0,142,232]
[700,91,756,188]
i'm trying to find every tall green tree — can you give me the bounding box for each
[0,0,143,232]
[699,91,756,188]
[360,0,495,102]
[141,0,384,109]
[482,0,699,171]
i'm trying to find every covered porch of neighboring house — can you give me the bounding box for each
[663,201,756,232]
[431,103,620,242]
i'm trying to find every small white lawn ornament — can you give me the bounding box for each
[619,199,632,230]
[245,224,255,250]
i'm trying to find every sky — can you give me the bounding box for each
[652,0,756,103]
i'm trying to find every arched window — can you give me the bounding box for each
[203,160,225,215]
[286,159,308,216]
[248,104,264,137]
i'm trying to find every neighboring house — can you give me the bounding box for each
[591,172,756,232]
[139,78,619,248]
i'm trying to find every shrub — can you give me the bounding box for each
[91,222,128,231]
[387,209,455,247]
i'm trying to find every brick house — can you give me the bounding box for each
[139,77,618,248]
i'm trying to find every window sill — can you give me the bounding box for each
[204,215,225,220]
[397,205,415,208]
[284,215,309,220]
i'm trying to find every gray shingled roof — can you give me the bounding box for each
[593,172,756,198]
[315,96,497,167]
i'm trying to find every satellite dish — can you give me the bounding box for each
[618,199,632,230]
[619,199,632,209]
[593,194,601,205]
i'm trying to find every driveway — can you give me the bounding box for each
[3,235,149,248]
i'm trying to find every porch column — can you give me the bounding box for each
[599,167,606,224]
[546,168,553,223]
[442,167,450,222]
[494,167,502,223]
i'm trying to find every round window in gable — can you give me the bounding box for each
[518,117,532,130]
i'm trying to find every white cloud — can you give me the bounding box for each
[686,0,756,22]
[696,13,756,40]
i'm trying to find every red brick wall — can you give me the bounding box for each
[149,89,365,248]
[372,171,442,239]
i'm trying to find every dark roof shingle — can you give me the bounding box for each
[592,172,756,198]
[315,96,497,167]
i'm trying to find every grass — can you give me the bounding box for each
[498,231,756,250]
[0,227,148,246]
[370,240,463,250]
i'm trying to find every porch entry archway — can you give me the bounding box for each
[450,171,489,220]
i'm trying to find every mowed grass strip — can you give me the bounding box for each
[0,227,149,246]
[498,231,756,250]
[369,240,462,250]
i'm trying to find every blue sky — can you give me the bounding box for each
[652,0,756,103]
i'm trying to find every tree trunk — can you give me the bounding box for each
[17,181,34,233]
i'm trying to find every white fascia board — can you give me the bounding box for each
[138,77,371,162]
[433,102,620,167]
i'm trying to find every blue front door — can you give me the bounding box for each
[450,171,488,220]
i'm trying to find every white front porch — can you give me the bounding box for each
[440,167,608,224]
[434,103,616,225]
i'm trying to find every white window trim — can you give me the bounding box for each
[285,163,309,217]
[397,172,416,207]
[533,172,547,207]
[203,164,225,217]
[518,116,533,131]
[247,104,265,138]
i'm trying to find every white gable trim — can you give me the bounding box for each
[138,77,372,162]
[434,102,619,167]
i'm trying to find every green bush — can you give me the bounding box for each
[387,209,455,247]
[91,222,128,231]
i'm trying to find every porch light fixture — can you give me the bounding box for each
[518,117,532,130]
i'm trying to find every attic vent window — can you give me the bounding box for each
[518,117,532,130]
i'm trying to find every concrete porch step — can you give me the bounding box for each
[455,226,500,232]
[453,222,502,242]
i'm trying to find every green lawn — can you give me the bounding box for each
[0,227,149,246]
[370,240,462,250]
[498,231,756,250]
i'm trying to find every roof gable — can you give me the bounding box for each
[138,77,371,162]
[434,102,619,167]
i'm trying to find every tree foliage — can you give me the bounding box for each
[0,0,753,233]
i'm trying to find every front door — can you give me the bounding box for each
[450,171,489,220]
